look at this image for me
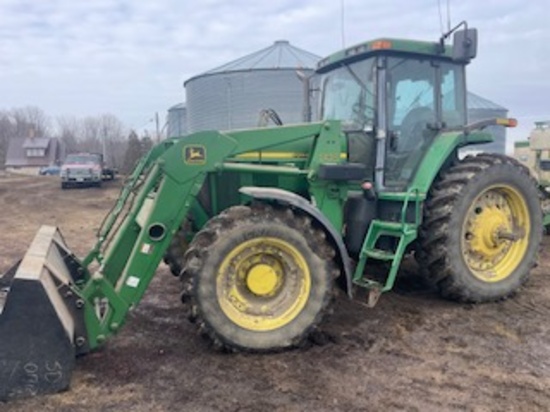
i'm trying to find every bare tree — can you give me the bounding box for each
[0,112,16,168]
[80,116,102,152]
[77,114,126,168]
[10,106,51,137]
[99,114,125,169]
[56,116,81,155]
[123,130,141,174]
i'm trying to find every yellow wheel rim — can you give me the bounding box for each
[461,184,530,282]
[217,237,311,331]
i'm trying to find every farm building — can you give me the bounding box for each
[4,136,63,174]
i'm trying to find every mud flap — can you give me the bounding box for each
[0,226,87,401]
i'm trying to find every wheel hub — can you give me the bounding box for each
[246,264,279,296]
[462,186,529,282]
[469,206,510,258]
[217,237,311,332]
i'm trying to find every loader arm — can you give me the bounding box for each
[77,121,339,349]
[0,121,342,399]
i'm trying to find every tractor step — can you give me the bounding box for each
[371,220,403,232]
[0,226,87,401]
[364,249,396,260]
[351,278,383,307]
[353,208,420,298]
[369,219,416,236]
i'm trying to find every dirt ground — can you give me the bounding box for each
[1,173,550,411]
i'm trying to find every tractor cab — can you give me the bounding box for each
[316,26,476,190]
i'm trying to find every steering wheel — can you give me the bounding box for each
[398,107,434,152]
[258,108,283,127]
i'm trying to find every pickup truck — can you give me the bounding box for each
[60,153,115,189]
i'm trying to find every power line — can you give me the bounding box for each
[340,0,346,48]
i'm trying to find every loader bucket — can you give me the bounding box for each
[0,226,87,401]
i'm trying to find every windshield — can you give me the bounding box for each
[320,58,376,130]
[441,62,466,128]
[65,154,100,164]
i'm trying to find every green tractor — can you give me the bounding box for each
[0,23,543,400]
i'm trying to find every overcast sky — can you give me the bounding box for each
[0,0,548,146]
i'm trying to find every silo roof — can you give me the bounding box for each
[203,40,321,74]
[467,92,507,111]
[168,102,186,111]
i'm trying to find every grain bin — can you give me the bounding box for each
[184,40,320,133]
[167,103,188,138]
[466,92,508,154]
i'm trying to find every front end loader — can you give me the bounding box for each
[0,23,544,400]
[0,227,85,398]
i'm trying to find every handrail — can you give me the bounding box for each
[400,187,421,227]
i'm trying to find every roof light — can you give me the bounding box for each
[371,40,392,50]
[345,44,369,57]
[496,118,517,128]
[317,57,330,69]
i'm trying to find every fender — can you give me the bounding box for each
[239,186,353,298]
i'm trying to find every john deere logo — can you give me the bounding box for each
[184,145,206,165]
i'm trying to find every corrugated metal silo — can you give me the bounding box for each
[466,92,508,154]
[184,40,320,133]
[167,103,188,138]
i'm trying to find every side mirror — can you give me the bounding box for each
[452,28,477,62]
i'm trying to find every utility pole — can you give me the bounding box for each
[102,124,107,165]
[155,112,160,143]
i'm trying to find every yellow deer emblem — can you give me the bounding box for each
[184,145,206,164]
[189,148,203,160]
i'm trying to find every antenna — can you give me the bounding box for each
[446,0,452,31]
[437,0,444,34]
[340,0,346,48]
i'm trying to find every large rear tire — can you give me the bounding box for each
[182,204,335,352]
[417,154,542,302]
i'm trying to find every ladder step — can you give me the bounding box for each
[371,220,402,230]
[364,249,396,261]
[352,277,382,289]
[371,220,416,235]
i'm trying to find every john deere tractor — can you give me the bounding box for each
[0,23,543,400]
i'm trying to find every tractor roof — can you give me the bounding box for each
[317,38,453,72]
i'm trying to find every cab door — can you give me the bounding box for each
[384,57,438,189]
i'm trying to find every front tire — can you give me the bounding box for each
[182,204,335,352]
[163,220,192,277]
[417,154,542,302]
